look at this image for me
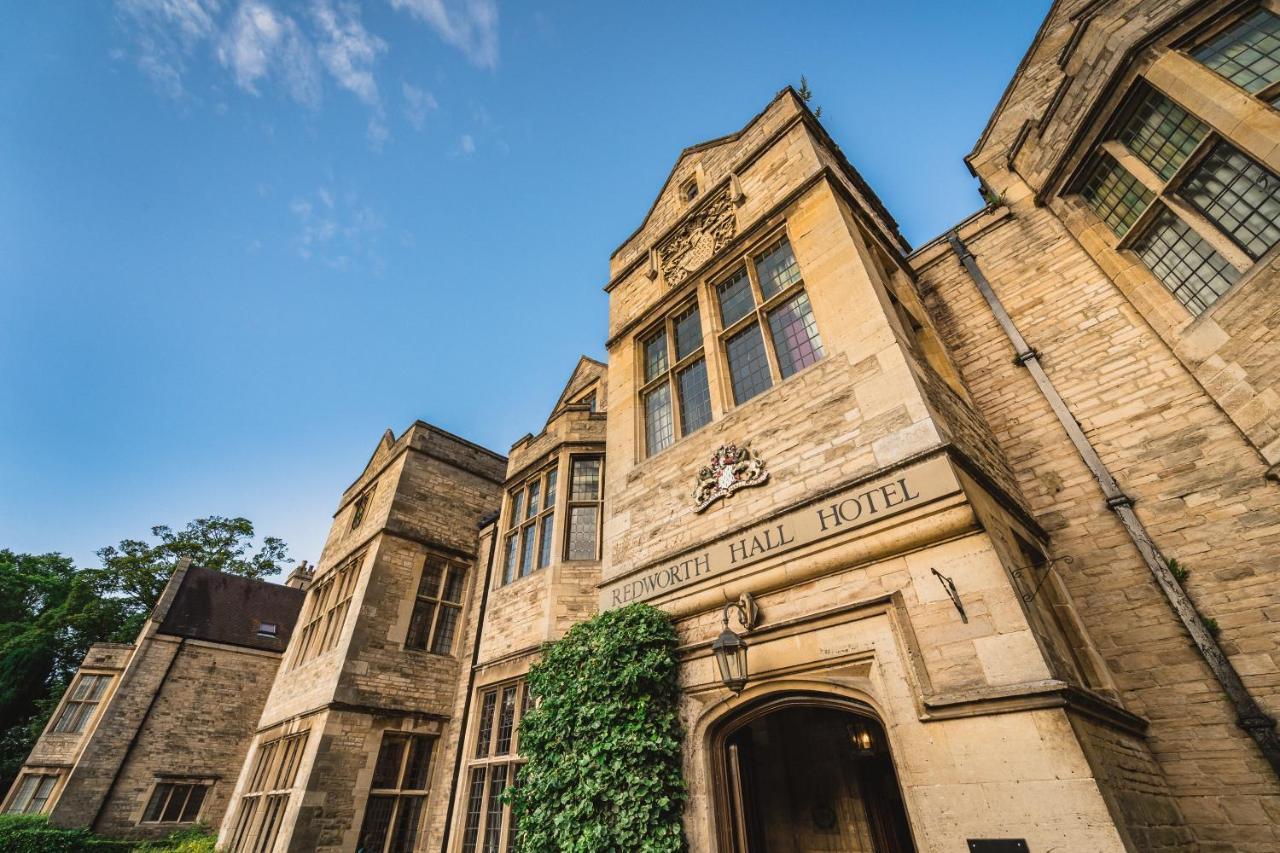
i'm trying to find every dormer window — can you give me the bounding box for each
[257,622,278,638]
[682,178,699,203]
[577,391,597,412]
[351,485,375,530]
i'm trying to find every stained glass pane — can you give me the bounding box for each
[1134,209,1240,315]
[725,323,773,404]
[677,359,712,435]
[672,303,703,360]
[716,268,755,327]
[1080,155,1153,235]
[1179,142,1280,259]
[1117,88,1207,180]
[460,769,486,853]
[566,507,599,561]
[754,237,802,299]
[644,384,675,456]
[537,514,555,568]
[569,458,601,501]
[474,691,497,759]
[642,329,668,383]
[768,291,825,378]
[359,795,395,853]
[1193,10,1280,94]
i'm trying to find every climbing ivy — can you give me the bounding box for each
[507,604,687,852]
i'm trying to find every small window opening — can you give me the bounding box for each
[682,178,699,203]
[257,622,278,638]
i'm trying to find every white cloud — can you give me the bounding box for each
[217,1,322,107]
[289,187,385,270]
[387,0,499,69]
[401,82,437,131]
[310,0,386,106]
[114,0,221,97]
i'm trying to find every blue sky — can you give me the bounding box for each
[0,1,1048,571]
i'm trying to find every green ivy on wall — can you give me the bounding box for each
[507,604,688,852]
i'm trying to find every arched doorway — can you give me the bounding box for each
[712,694,916,853]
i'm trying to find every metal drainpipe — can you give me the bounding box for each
[439,511,500,853]
[946,228,1280,777]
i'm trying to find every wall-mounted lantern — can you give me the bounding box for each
[711,599,755,694]
[847,719,878,755]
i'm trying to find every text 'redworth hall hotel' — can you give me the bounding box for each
[7,2,1280,851]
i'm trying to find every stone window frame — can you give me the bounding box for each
[350,482,376,529]
[459,678,531,853]
[288,552,362,668]
[563,455,603,562]
[3,771,60,815]
[636,297,713,458]
[706,228,826,409]
[681,176,700,203]
[48,671,112,735]
[228,729,308,853]
[139,778,212,825]
[1185,5,1280,108]
[405,554,468,655]
[357,731,436,853]
[500,464,558,586]
[1069,78,1279,317]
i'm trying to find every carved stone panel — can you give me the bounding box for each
[659,188,736,287]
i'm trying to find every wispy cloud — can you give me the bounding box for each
[387,0,500,69]
[289,186,386,271]
[217,0,322,106]
[401,82,437,131]
[310,0,385,106]
[115,0,403,147]
[114,0,221,97]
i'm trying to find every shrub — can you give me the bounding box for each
[508,603,687,853]
[0,814,132,852]
[140,826,218,853]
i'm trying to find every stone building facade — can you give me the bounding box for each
[10,1,1280,850]
[1,560,304,841]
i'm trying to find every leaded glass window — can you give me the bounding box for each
[142,782,209,824]
[1080,155,1154,235]
[1117,88,1207,180]
[4,773,57,814]
[1179,141,1280,260]
[1192,10,1280,96]
[227,730,308,853]
[638,301,712,457]
[1134,209,1242,315]
[565,456,602,561]
[462,680,530,853]
[290,553,361,668]
[52,673,111,734]
[500,466,557,585]
[715,234,823,407]
[405,556,466,654]
[357,733,434,853]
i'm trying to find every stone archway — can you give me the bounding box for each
[709,693,916,853]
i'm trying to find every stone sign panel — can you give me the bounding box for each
[601,453,961,608]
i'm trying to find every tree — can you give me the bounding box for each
[0,551,129,789]
[797,74,823,118]
[96,516,290,616]
[0,517,289,792]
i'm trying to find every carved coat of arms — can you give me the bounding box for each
[659,190,736,287]
[692,444,768,513]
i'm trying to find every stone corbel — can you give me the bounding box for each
[645,247,658,280]
[728,173,745,205]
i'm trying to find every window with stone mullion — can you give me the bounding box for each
[716,235,823,406]
[564,456,603,561]
[462,681,528,853]
[406,557,466,654]
[229,731,308,853]
[357,733,434,853]
[500,467,556,585]
[639,301,712,458]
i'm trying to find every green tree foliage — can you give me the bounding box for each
[0,518,288,793]
[97,516,289,615]
[508,604,687,852]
